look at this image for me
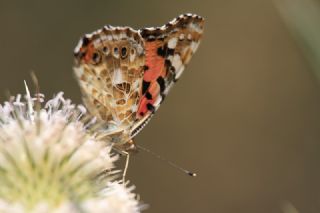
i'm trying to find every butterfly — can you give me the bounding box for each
[73,13,204,153]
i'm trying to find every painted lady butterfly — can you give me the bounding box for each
[73,13,204,153]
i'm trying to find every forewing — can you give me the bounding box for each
[130,14,204,137]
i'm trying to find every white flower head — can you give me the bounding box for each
[0,83,143,212]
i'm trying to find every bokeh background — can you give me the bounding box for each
[1,0,320,212]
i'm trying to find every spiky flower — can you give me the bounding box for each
[0,83,142,212]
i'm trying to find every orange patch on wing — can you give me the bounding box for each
[143,41,165,81]
[83,43,95,63]
[137,41,165,117]
[137,82,160,116]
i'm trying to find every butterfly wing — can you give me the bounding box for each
[130,14,204,137]
[73,14,204,146]
[73,27,145,139]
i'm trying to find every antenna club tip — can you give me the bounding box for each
[188,172,197,177]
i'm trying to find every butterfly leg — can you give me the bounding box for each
[122,151,130,184]
[121,139,137,184]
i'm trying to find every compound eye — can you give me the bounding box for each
[91,51,101,64]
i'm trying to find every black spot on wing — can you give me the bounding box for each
[146,103,155,112]
[82,36,90,46]
[157,44,174,57]
[157,46,166,57]
[145,92,152,100]
[164,59,173,70]
[140,28,162,39]
[167,48,175,56]
[121,47,127,58]
[74,36,90,58]
[147,37,156,42]
[157,76,166,93]
[142,81,150,94]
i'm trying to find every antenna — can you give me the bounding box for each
[136,144,197,177]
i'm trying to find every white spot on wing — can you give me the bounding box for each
[153,95,162,108]
[148,35,155,40]
[171,54,185,80]
[131,104,138,112]
[85,33,93,39]
[170,18,177,24]
[100,35,107,41]
[93,39,100,47]
[171,54,182,71]
[168,37,178,49]
[112,34,119,40]
[119,32,126,39]
[113,68,123,84]
[132,79,140,89]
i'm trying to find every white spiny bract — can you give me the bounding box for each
[0,84,141,213]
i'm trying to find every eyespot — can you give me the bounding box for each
[121,47,127,59]
[129,48,136,62]
[102,46,109,55]
[113,47,119,57]
[130,48,135,55]
[92,51,101,64]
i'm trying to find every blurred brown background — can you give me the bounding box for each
[1,0,320,212]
